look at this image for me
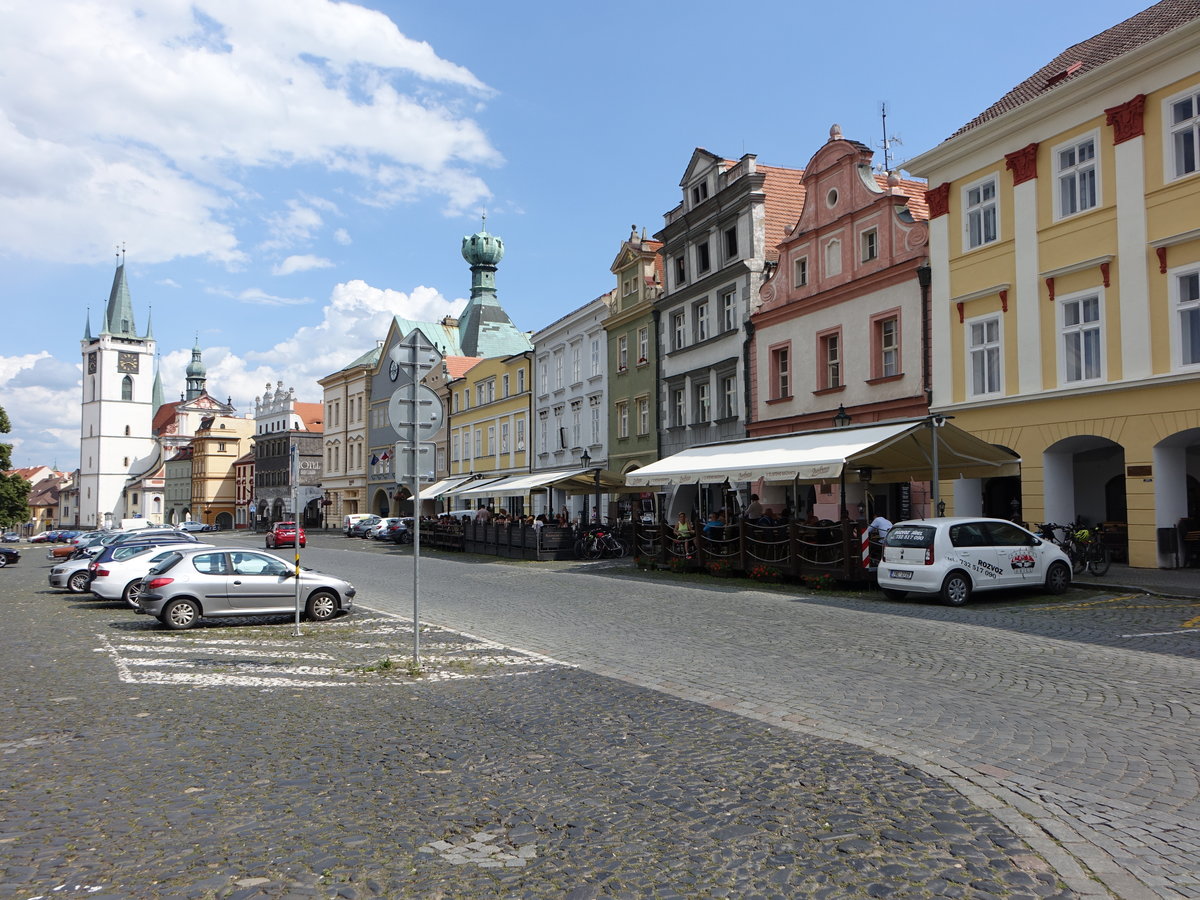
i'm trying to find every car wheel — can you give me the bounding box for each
[68,570,91,593]
[1044,560,1071,594]
[305,590,338,622]
[161,598,200,630]
[121,579,143,609]
[940,571,972,606]
[880,587,907,601]
[0,555,7,568]
[266,536,275,549]
[300,541,306,548]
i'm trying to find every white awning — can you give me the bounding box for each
[441,476,509,496]
[624,419,1020,487]
[419,475,476,497]
[454,468,589,498]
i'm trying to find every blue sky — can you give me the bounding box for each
[0,0,1154,469]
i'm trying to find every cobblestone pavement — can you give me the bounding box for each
[295,534,1199,900]
[2,555,1081,900]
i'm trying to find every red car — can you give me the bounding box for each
[266,521,306,549]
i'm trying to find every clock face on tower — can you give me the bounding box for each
[388,359,400,381]
[118,352,139,374]
[87,352,97,374]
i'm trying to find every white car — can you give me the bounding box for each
[877,517,1072,605]
[89,542,215,608]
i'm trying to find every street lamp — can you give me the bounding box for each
[580,449,601,527]
[832,404,852,428]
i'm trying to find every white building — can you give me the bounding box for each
[78,263,159,529]
[531,292,613,520]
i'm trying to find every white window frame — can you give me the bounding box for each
[571,407,581,448]
[821,333,841,389]
[721,289,736,331]
[793,256,808,288]
[617,335,628,370]
[672,311,686,350]
[616,401,629,439]
[636,396,649,435]
[967,313,1003,397]
[1169,263,1200,369]
[721,374,736,419]
[1058,290,1105,385]
[695,382,711,424]
[537,359,547,395]
[672,388,685,427]
[1165,84,1200,181]
[516,418,526,451]
[1053,131,1100,219]
[500,421,510,453]
[554,352,563,389]
[963,174,999,250]
[590,405,600,444]
[571,344,581,384]
[879,316,899,378]
[860,228,878,262]
[637,326,648,363]
[694,300,709,342]
[590,338,601,376]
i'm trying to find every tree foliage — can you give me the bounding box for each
[0,405,31,526]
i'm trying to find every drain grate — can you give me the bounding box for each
[418,829,537,869]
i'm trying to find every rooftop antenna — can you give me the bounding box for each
[876,102,902,174]
[115,241,126,265]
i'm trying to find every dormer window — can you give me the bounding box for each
[691,181,708,205]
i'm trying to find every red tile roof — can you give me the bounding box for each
[759,164,807,262]
[950,0,1199,138]
[443,356,483,379]
[875,173,930,220]
[152,400,183,434]
[295,402,324,433]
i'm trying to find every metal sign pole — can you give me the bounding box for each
[410,357,421,670]
[291,445,302,636]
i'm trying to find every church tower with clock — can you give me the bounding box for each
[79,261,159,529]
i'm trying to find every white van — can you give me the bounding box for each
[342,514,374,535]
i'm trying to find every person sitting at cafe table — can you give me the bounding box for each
[673,512,695,552]
[702,510,725,540]
[758,508,781,526]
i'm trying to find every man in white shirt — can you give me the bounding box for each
[868,515,893,540]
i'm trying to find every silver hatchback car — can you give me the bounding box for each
[135,547,355,630]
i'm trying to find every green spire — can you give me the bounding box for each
[83,308,92,341]
[144,305,154,340]
[458,219,529,358]
[103,263,137,336]
[185,335,207,400]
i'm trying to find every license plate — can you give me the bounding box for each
[888,569,913,580]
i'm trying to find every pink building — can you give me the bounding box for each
[749,126,931,521]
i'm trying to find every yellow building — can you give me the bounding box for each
[906,2,1200,567]
[446,353,532,513]
[190,415,255,530]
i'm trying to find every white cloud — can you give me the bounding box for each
[273,255,334,276]
[0,0,499,266]
[164,279,465,415]
[0,354,79,469]
[333,228,352,246]
[3,278,466,469]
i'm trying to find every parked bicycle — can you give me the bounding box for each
[574,527,627,560]
[1038,521,1111,576]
